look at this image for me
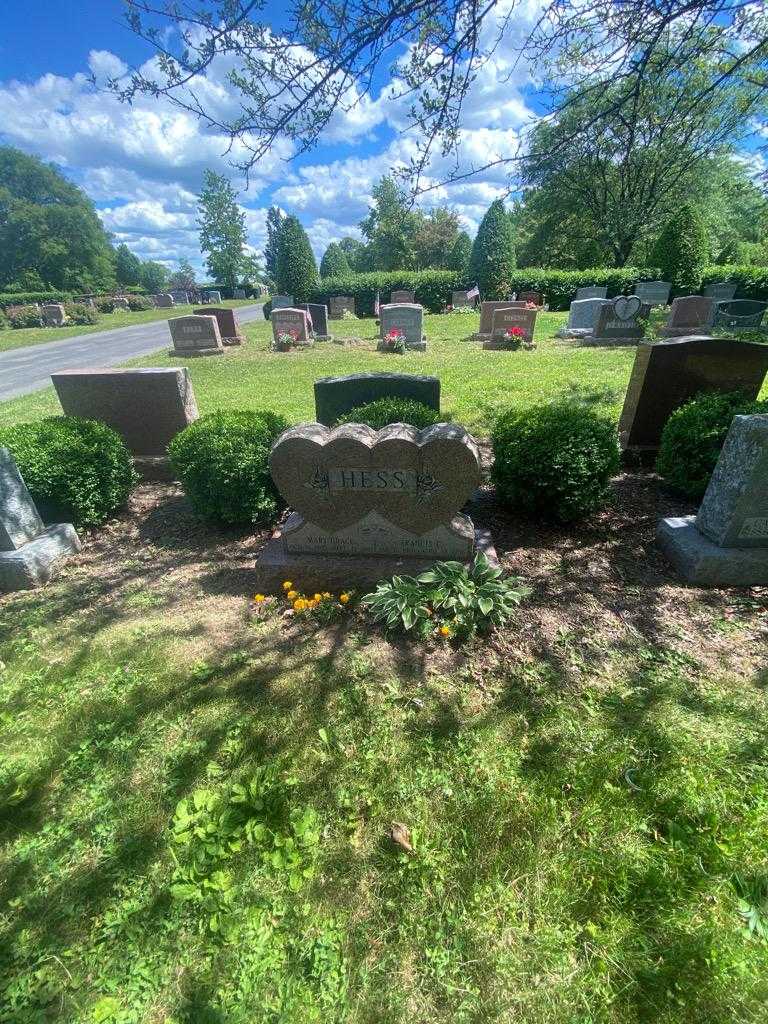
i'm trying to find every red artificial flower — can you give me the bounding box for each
[505,326,525,338]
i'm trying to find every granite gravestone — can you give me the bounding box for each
[206,290,222,304]
[169,290,189,305]
[314,372,440,426]
[41,303,66,326]
[659,295,715,338]
[656,414,768,585]
[271,307,313,348]
[379,304,426,351]
[704,282,737,303]
[475,301,516,339]
[233,288,246,299]
[329,295,355,319]
[618,336,768,451]
[270,295,294,313]
[452,290,472,307]
[51,368,199,477]
[485,307,537,349]
[299,303,331,340]
[576,286,608,300]
[113,297,130,311]
[556,298,607,338]
[154,294,175,308]
[168,314,224,356]
[0,448,81,591]
[712,300,767,333]
[391,289,415,304]
[519,291,543,306]
[256,422,493,590]
[586,295,650,346]
[193,306,244,345]
[634,281,672,306]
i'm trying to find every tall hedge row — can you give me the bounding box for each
[0,291,74,309]
[307,271,462,314]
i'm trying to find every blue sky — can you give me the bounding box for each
[0,0,541,273]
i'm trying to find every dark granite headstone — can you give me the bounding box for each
[299,303,330,338]
[193,306,243,345]
[576,286,607,300]
[329,295,355,319]
[712,300,767,333]
[588,296,650,346]
[633,281,671,306]
[314,372,440,426]
[704,282,737,303]
[476,301,516,337]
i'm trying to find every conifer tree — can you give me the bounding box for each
[276,215,318,300]
[650,203,709,291]
[320,242,350,278]
[469,200,516,297]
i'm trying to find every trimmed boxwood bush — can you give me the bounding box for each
[335,398,442,429]
[656,391,768,499]
[0,417,136,527]
[64,302,100,326]
[0,291,72,309]
[492,402,620,522]
[169,410,289,525]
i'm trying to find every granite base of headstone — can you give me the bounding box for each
[314,372,440,426]
[168,315,225,357]
[0,448,81,591]
[193,306,244,345]
[254,422,498,591]
[656,414,768,586]
[581,296,650,346]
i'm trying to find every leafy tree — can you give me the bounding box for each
[338,237,366,270]
[359,177,419,271]
[264,206,285,281]
[276,215,318,300]
[115,244,142,287]
[469,200,516,299]
[320,242,350,277]
[0,146,115,291]
[448,231,473,279]
[168,259,197,291]
[197,169,247,291]
[650,204,709,290]
[413,209,461,269]
[139,260,169,292]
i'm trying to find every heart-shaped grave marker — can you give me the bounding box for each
[613,295,642,321]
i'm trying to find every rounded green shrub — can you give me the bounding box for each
[169,410,289,525]
[656,391,768,499]
[127,295,153,311]
[64,302,100,325]
[0,417,136,527]
[492,402,620,522]
[335,398,442,430]
[96,297,116,313]
[8,305,42,328]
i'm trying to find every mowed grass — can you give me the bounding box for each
[0,299,256,355]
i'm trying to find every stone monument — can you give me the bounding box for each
[271,307,313,349]
[618,335,768,452]
[390,289,415,304]
[633,281,671,306]
[0,448,81,591]
[656,414,768,585]
[41,303,66,327]
[154,294,175,308]
[168,314,225,356]
[452,290,472,307]
[329,295,355,319]
[193,306,244,345]
[169,290,189,305]
[556,298,607,339]
[485,307,537,349]
[473,301,517,341]
[299,303,332,340]
[270,295,294,313]
[575,286,608,300]
[378,304,426,351]
[518,291,543,306]
[704,282,737,303]
[314,372,440,426]
[255,422,496,590]
[584,295,650,346]
[659,295,715,337]
[205,290,222,304]
[712,300,767,333]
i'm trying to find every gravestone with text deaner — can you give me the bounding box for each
[193,306,244,345]
[656,414,768,585]
[329,295,356,319]
[379,304,426,351]
[659,295,714,337]
[584,295,650,346]
[633,281,671,306]
[485,307,537,349]
[168,315,225,356]
[556,298,607,339]
[618,335,768,451]
[314,372,440,426]
[299,303,331,340]
[0,447,81,591]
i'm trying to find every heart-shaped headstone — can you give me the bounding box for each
[269,422,481,535]
[614,295,642,321]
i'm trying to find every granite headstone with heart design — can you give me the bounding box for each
[268,422,482,559]
[588,296,650,346]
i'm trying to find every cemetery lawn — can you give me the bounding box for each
[0,300,256,355]
[1,475,768,1022]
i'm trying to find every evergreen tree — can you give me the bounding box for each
[264,206,285,281]
[115,244,142,287]
[449,231,473,279]
[276,215,318,300]
[650,203,709,291]
[197,169,247,291]
[320,242,350,277]
[469,199,516,298]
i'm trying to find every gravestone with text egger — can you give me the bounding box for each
[378,304,426,351]
[255,421,497,590]
[193,306,244,345]
[584,295,650,346]
[485,307,537,349]
[168,314,225,356]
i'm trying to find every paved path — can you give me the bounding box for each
[0,304,265,402]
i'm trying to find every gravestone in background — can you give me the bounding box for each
[485,307,537,349]
[475,301,516,339]
[659,295,715,337]
[452,290,471,307]
[657,414,768,585]
[329,295,356,319]
[576,286,608,300]
[153,294,175,308]
[168,315,225,356]
[271,295,294,312]
[379,304,426,351]
[193,306,244,345]
[52,368,199,478]
[712,299,767,333]
[256,421,495,590]
[299,303,331,340]
[0,447,81,591]
[233,288,247,299]
[205,290,222,304]
[271,307,313,347]
[41,303,66,326]
[314,372,440,426]
[169,290,189,305]
[391,289,416,304]
[704,282,737,303]
[113,297,130,311]
[585,295,650,346]
[618,335,768,451]
[556,298,607,338]
[519,291,543,306]
[633,281,672,306]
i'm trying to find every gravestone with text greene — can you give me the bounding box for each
[585,295,650,346]
[314,372,440,425]
[576,286,608,300]
[633,281,671,306]
[299,303,331,339]
[556,298,608,338]
[271,307,313,347]
[41,303,66,326]
[452,290,472,307]
[475,301,517,339]
[153,294,175,308]
[659,295,715,337]
[391,289,416,304]
[485,307,537,349]
[656,414,768,585]
[712,299,767,333]
[704,282,737,303]
[618,335,768,451]
[329,295,356,319]
[255,421,495,590]
[379,304,426,351]
[168,315,225,356]
[0,447,81,591]
[193,306,244,345]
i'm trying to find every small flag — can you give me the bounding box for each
[466,284,479,300]
[374,289,380,316]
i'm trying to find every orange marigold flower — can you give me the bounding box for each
[339,593,350,605]
[439,625,451,637]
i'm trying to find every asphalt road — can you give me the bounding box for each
[0,304,265,402]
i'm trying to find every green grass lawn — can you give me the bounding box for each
[0,300,256,355]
